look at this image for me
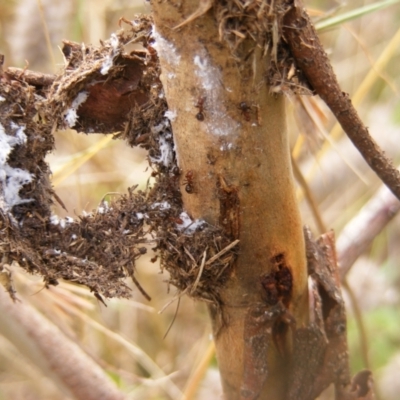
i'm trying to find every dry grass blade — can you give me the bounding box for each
[52,293,184,399]
[0,288,126,400]
[315,0,400,32]
[204,239,240,266]
[309,26,400,181]
[191,249,207,294]
[183,341,216,400]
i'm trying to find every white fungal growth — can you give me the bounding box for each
[50,214,73,228]
[193,54,239,137]
[100,33,120,75]
[12,124,28,144]
[151,201,171,211]
[164,110,177,122]
[110,33,119,50]
[151,27,181,66]
[176,211,206,233]
[50,214,60,225]
[0,95,5,102]
[97,201,109,214]
[64,91,89,128]
[150,133,174,167]
[101,56,114,75]
[0,122,33,212]
[194,55,217,91]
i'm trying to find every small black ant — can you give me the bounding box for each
[183,170,195,194]
[195,96,206,121]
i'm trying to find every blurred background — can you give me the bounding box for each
[0,0,400,399]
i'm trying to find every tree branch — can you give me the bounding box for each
[283,0,400,201]
[336,182,400,279]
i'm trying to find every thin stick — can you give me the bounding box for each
[159,288,188,315]
[191,250,207,294]
[5,67,56,87]
[131,273,151,301]
[337,182,400,279]
[163,296,181,340]
[283,1,400,201]
[205,239,240,266]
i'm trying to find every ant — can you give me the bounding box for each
[238,101,252,122]
[183,170,195,194]
[195,96,206,121]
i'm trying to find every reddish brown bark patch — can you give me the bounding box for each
[260,253,293,307]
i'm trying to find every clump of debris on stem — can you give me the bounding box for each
[178,0,313,95]
[0,16,238,304]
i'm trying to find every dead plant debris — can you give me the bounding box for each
[0,15,238,303]
[178,0,314,94]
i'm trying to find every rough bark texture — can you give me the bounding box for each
[150,1,308,398]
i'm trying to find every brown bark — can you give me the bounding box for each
[150,1,308,399]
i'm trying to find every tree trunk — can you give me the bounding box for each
[151,2,308,398]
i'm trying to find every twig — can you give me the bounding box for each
[191,250,207,294]
[336,182,400,279]
[131,273,152,301]
[283,0,400,201]
[163,296,181,340]
[205,239,240,266]
[158,288,189,315]
[6,67,56,87]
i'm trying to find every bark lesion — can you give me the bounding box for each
[242,228,374,400]
[260,253,293,307]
